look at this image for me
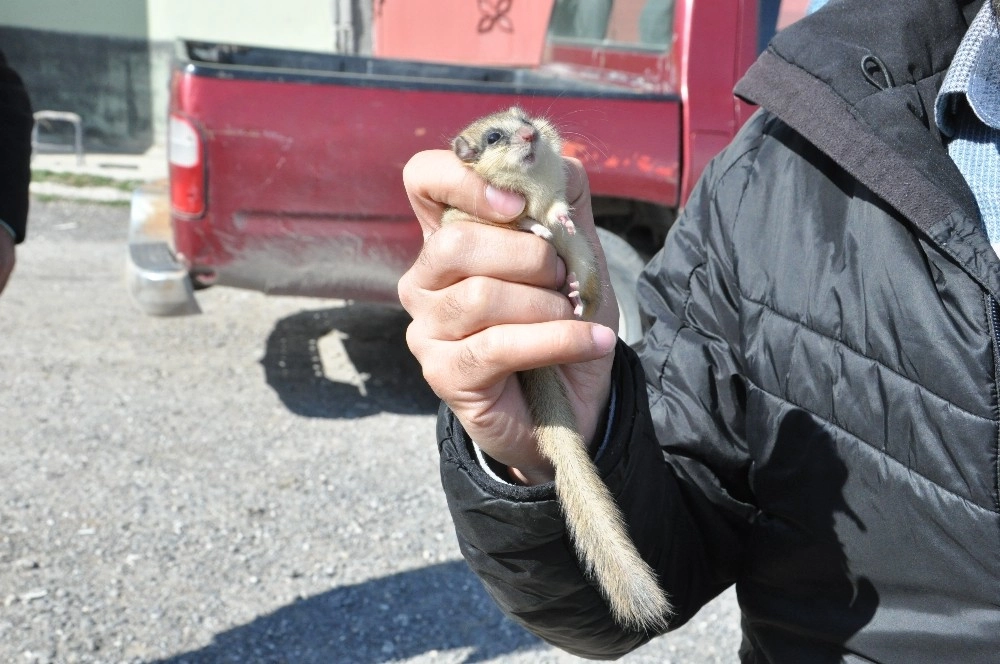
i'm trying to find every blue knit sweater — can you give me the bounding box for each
[935,3,1000,254]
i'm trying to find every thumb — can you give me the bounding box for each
[485,185,526,219]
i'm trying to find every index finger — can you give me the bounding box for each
[402,150,525,238]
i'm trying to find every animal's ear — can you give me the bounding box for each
[453,136,479,162]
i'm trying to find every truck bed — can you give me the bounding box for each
[168,40,682,301]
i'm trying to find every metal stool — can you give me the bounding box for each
[32,110,85,165]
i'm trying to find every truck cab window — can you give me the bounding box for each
[548,0,675,49]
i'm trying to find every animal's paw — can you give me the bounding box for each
[567,272,585,318]
[519,218,553,241]
[556,213,576,235]
[545,202,575,236]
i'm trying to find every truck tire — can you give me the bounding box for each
[596,227,647,347]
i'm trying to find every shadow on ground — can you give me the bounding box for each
[151,560,541,664]
[261,304,439,419]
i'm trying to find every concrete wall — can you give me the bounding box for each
[0,0,369,152]
[0,0,149,38]
[1,1,153,151]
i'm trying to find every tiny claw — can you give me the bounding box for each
[566,270,586,317]
[557,214,577,235]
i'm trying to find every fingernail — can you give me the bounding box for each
[591,325,617,355]
[485,184,525,218]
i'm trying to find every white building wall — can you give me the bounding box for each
[145,0,338,51]
[0,0,358,148]
[0,0,340,49]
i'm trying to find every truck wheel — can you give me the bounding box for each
[596,227,647,347]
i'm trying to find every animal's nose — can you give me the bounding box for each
[516,126,536,143]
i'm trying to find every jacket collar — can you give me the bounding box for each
[734,0,1000,298]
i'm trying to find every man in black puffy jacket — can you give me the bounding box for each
[398,0,1000,660]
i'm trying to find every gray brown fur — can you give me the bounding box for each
[443,107,671,631]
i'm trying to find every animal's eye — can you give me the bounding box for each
[486,130,504,145]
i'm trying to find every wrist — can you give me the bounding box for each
[504,380,617,486]
[507,463,556,486]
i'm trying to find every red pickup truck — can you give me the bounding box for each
[127,0,801,344]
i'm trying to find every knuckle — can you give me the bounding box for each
[434,222,476,258]
[397,271,416,311]
[420,225,465,274]
[474,325,515,369]
[456,276,492,316]
[404,331,448,393]
[413,227,471,285]
[420,361,448,392]
[401,151,431,190]
[401,158,417,190]
[403,319,421,350]
[404,320,432,362]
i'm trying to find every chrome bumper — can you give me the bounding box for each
[125,183,200,315]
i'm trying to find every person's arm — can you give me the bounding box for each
[400,117,766,655]
[0,50,34,294]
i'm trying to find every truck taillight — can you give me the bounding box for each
[169,114,206,217]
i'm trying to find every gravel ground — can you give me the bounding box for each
[0,198,741,663]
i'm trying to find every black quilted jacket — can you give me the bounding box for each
[437,0,999,660]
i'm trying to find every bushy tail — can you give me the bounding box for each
[520,367,672,632]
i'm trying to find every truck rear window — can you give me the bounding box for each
[548,0,674,50]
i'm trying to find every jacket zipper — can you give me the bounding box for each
[989,295,1000,511]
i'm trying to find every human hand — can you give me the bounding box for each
[0,230,15,295]
[398,150,618,485]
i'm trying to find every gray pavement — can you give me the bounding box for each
[9,152,744,663]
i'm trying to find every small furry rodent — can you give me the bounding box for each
[442,107,671,631]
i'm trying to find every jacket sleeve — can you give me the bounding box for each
[0,50,34,243]
[437,113,769,659]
